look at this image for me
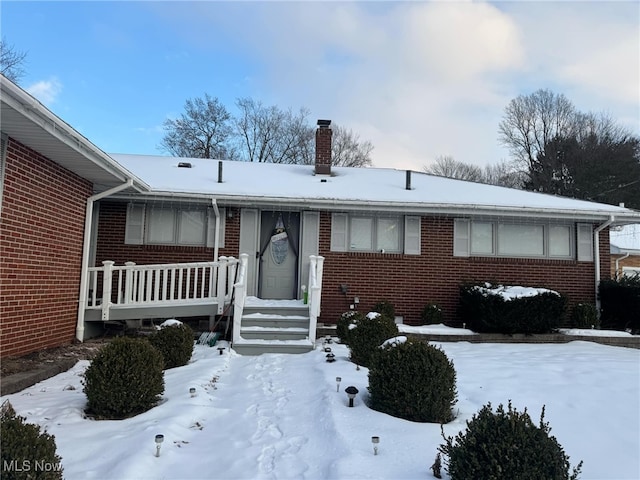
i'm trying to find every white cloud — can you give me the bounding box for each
[26,77,62,106]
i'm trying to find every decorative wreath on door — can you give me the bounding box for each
[270,215,289,265]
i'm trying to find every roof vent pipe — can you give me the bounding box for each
[406,170,412,190]
[218,160,223,183]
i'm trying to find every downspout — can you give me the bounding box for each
[211,198,220,261]
[76,179,134,342]
[615,252,630,280]
[594,215,614,313]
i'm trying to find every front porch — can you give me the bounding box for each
[82,254,325,354]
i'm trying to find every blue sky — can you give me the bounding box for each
[3,1,639,171]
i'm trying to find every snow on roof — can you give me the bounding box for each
[610,224,640,253]
[109,153,639,219]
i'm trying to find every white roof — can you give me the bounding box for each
[610,224,640,253]
[110,153,640,221]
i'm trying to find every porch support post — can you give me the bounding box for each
[76,179,134,342]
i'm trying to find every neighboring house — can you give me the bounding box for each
[2,75,640,357]
[610,224,640,278]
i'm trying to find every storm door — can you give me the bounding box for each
[258,211,300,299]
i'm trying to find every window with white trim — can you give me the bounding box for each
[454,219,581,260]
[331,213,421,255]
[622,266,640,279]
[125,203,225,247]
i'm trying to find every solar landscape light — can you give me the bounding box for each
[154,434,164,457]
[326,352,336,363]
[345,386,359,407]
[189,387,196,397]
[336,376,342,392]
[218,347,225,355]
[324,346,332,353]
[372,436,380,455]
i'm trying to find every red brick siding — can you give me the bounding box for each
[316,213,610,326]
[95,202,240,266]
[1,138,92,358]
[611,254,640,277]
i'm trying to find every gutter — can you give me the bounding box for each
[76,179,135,342]
[594,216,615,314]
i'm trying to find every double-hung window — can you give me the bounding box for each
[331,213,421,255]
[125,203,225,247]
[454,219,589,261]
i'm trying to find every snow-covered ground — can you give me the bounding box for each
[2,339,638,480]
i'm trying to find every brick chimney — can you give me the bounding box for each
[315,119,332,175]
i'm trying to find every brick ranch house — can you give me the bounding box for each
[2,74,640,357]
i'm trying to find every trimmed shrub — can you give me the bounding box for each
[348,312,399,368]
[336,311,365,345]
[599,276,640,333]
[371,300,395,319]
[420,303,443,325]
[83,337,164,419]
[439,401,582,480]
[458,283,567,334]
[368,340,457,423]
[148,322,194,369]
[1,400,63,480]
[570,303,600,329]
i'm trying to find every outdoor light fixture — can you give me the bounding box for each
[324,346,332,353]
[218,347,225,355]
[326,353,336,363]
[325,336,332,344]
[345,386,359,407]
[371,436,380,455]
[189,387,196,397]
[155,434,164,457]
[336,377,342,392]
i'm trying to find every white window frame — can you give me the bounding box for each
[454,218,577,260]
[125,203,225,247]
[331,213,420,255]
[621,266,640,279]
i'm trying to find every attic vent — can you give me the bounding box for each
[178,162,192,168]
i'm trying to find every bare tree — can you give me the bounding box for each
[0,38,27,82]
[329,125,374,167]
[483,161,526,188]
[498,89,576,170]
[424,155,484,182]
[234,98,314,163]
[160,94,235,159]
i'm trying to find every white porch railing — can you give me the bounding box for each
[232,253,250,345]
[307,255,324,344]
[86,256,239,321]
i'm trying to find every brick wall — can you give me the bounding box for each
[611,253,640,277]
[1,138,93,358]
[95,201,240,266]
[316,213,609,326]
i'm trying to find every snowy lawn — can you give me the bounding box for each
[1,339,638,480]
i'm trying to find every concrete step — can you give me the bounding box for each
[239,325,310,340]
[242,305,309,317]
[241,313,310,329]
[232,338,314,355]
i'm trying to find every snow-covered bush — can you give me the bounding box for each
[336,311,365,345]
[420,302,443,325]
[458,283,567,334]
[570,303,599,329]
[1,400,63,480]
[148,320,194,369]
[439,401,582,480]
[83,337,164,419]
[348,312,398,368]
[368,340,457,423]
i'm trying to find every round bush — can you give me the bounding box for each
[1,400,63,480]
[348,312,399,368]
[371,300,395,318]
[368,340,457,423]
[439,401,583,480]
[570,303,600,329]
[83,337,164,419]
[148,322,194,369]
[421,303,443,325]
[336,311,365,345]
